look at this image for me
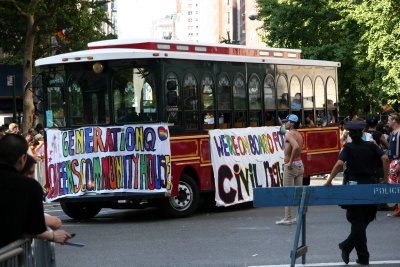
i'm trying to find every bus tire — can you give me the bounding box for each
[60,202,102,220]
[161,174,199,218]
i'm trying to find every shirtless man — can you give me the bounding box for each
[276,114,304,225]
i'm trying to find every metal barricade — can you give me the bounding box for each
[0,238,56,267]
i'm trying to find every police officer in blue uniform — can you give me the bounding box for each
[325,120,389,265]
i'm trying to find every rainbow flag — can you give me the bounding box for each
[382,104,394,114]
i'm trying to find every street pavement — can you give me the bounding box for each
[43,173,400,267]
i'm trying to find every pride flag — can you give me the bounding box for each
[382,104,394,114]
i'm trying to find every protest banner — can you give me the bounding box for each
[209,126,284,206]
[45,124,171,201]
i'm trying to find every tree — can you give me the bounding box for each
[255,0,400,115]
[0,0,115,133]
[350,1,400,108]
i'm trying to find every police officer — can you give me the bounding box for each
[324,120,389,265]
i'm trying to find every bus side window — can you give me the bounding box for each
[277,75,289,111]
[326,77,338,125]
[183,73,199,130]
[249,74,261,127]
[165,73,181,125]
[200,73,215,130]
[167,80,178,106]
[233,73,247,128]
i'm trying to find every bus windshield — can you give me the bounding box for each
[43,61,158,128]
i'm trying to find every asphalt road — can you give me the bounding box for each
[46,176,400,267]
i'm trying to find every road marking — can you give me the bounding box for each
[248,260,400,266]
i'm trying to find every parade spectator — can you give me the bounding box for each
[276,114,304,225]
[304,113,315,128]
[21,154,62,230]
[25,133,44,160]
[278,93,289,109]
[325,120,389,265]
[7,122,20,134]
[387,112,400,217]
[0,134,71,248]
[35,123,44,135]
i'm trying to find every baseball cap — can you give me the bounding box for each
[281,114,298,123]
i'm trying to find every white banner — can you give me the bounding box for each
[209,126,284,206]
[45,124,171,201]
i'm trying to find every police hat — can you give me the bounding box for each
[344,120,366,130]
[366,114,378,126]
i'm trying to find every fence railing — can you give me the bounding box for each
[0,238,55,267]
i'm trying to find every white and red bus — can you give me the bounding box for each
[35,39,341,219]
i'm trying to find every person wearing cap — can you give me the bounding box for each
[387,112,400,217]
[325,120,389,265]
[276,114,304,225]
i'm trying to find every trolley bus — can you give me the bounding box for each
[35,39,341,219]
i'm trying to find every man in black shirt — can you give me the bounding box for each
[325,120,389,265]
[0,134,71,248]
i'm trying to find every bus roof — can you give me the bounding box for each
[88,38,302,58]
[35,39,341,68]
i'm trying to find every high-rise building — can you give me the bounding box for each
[239,0,264,46]
[151,0,263,46]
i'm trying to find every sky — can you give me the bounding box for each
[117,0,176,39]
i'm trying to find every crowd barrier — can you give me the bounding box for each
[0,238,56,267]
[254,184,400,267]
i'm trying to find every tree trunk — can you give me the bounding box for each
[22,14,36,134]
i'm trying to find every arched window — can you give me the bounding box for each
[165,72,180,125]
[183,73,197,111]
[233,73,246,109]
[183,73,198,130]
[248,74,261,126]
[303,76,313,109]
[326,77,337,108]
[290,76,301,110]
[264,74,276,110]
[277,75,289,110]
[326,77,337,124]
[201,73,215,129]
[233,73,247,128]
[217,73,232,110]
[315,77,325,109]
[217,73,232,128]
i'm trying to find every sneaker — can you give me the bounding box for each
[275,218,293,225]
[387,208,400,217]
[291,218,297,223]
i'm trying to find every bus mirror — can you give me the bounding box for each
[167,91,177,106]
[167,80,177,91]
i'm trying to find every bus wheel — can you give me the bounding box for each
[60,202,102,220]
[162,174,199,218]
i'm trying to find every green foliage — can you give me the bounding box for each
[0,0,116,63]
[256,0,400,115]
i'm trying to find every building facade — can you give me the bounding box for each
[151,0,264,46]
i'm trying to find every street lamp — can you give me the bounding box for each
[248,14,258,21]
